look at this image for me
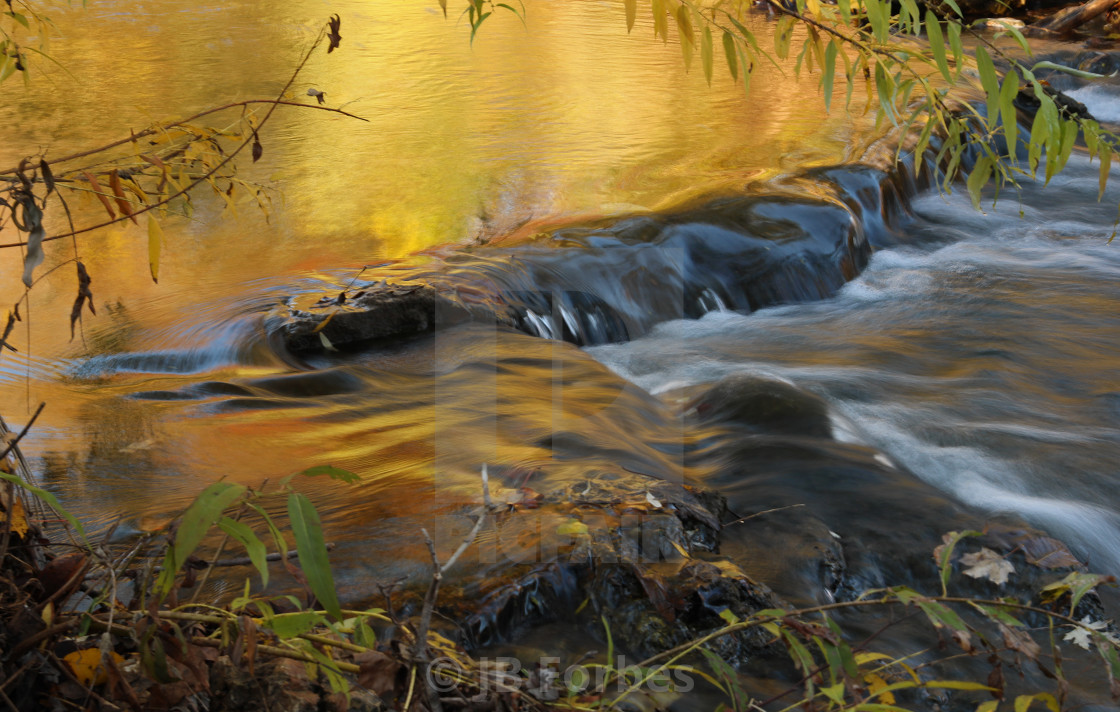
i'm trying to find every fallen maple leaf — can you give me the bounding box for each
[1064,616,1111,650]
[960,547,1015,585]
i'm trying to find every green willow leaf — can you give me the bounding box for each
[975,46,1000,128]
[1083,119,1100,159]
[701,25,713,86]
[875,61,896,125]
[0,473,86,541]
[947,20,963,77]
[263,610,325,639]
[865,0,888,42]
[288,491,343,620]
[925,10,950,83]
[218,516,270,587]
[822,39,838,112]
[723,30,738,81]
[1000,68,1020,158]
[159,481,246,595]
[298,465,360,483]
[1057,118,1078,174]
[676,6,694,71]
[736,43,752,97]
[913,113,936,175]
[899,0,921,34]
[1003,24,1033,57]
[967,154,994,211]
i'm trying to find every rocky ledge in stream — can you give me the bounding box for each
[412,374,1117,710]
[269,161,931,357]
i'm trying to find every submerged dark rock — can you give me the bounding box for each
[688,374,834,439]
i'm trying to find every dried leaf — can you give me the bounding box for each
[241,615,257,675]
[961,547,1015,585]
[251,132,263,163]
[307,88,326,105]
[39,159,54,195]
[62,648,124,687]
[355,651,401,696]
[147,215,162,283]
[1063,616,1109,650]
[327,14,342,53]
[82,171,116,220]
[0,495,29,538]
[1022,536,1081,569]
[109,170,137,224]
[645,491,662,509]
[70,261,94,341]
[19,198,44,288]
[987,664,1005,700]
[1000,623,1042,660]
[38,550,87,600]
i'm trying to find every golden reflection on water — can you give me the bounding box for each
[0,0,875,556]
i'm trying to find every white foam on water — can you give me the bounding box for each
[1066,84,1120,125]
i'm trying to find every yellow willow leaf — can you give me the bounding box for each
[147,214,162,284]
[676,6,694,71]
[723,30,738,81]
[775,15,795,59]
[1100,148,1112,200]
[701,25,713,86]
[625,0,636,32]
[926,10,951,83]
[652,0,667,40]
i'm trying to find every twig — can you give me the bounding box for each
[0,685,19,712]
[725,503,805,526]
[0,100,368,178]
[0,26,340,250]
[0,401,44,463]
[188,636,361,673]
[8,618,80,659]
[414,467,494,712]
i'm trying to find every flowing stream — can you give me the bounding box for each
[3,0,1120,702]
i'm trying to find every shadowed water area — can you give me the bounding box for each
[4,0,1120,707]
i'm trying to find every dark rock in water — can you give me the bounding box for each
[689,374,833,439]
[451,471,790,671]
[278,282,499,354]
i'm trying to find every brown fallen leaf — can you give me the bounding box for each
[355,650,401,696]
[1022,536,1082,569]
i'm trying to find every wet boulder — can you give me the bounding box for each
[689,374,833,439]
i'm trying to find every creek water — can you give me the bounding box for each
[3,0,1120,702]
